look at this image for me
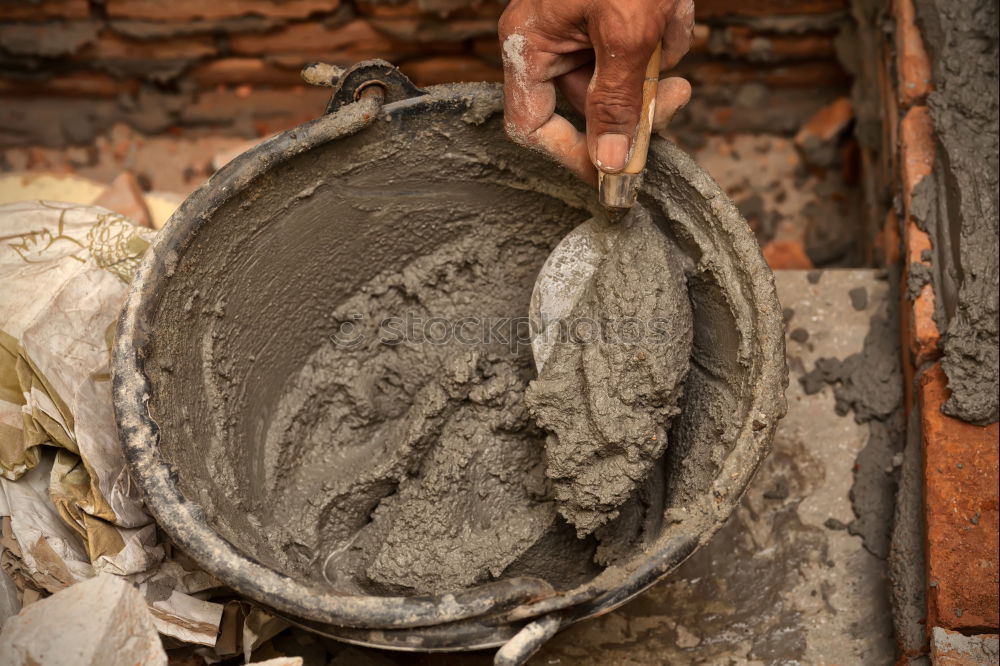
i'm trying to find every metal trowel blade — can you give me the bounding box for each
[529,213,630,373]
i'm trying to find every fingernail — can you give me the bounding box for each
[595,133,630,172]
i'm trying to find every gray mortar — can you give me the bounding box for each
[115,84,786,641]
[849,286,868,311]
[201,182,696,596]
[525,211,693,537]
[801,282,904,559]
[912,0,999,425]
[140,94,704,596]
[906,262,933,302]
[890,406,928,660]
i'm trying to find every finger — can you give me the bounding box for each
[661,0,695,70]
[501,31,596,184]
[586,16,663,173]
[555,62,594,116]
[651,77,692,134]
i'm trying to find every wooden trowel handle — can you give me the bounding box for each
[598,43,662,210]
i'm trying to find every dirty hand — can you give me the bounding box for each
[499,0,694,184]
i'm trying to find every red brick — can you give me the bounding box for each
[0,72,133,97]
[354,0,505,20]
[875,207,901,268]
[675,59,849,89]
[105,0,338,20]
[229,19,439,66]
[181,86,330,135]
[695,0,847,19]
[921,362,1000,632]
[712,26,837,61]
[369,17,497,43]
[80,32,216,62]
[400,56,502,86]
[899,106,934,215]
[0,0,90,19]
[906,266,940,366]
[898,105,939,364]
[190,58,301,88]
[893,0,932,108]
[762,240,814,270]
[0,19,101,57]
[795,96,853,144]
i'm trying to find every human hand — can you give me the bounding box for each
[498,0,694,185]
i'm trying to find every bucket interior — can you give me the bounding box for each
[140,89,773,603]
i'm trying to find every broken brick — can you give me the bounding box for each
[762,240,814,270]
[921,363,1000,632]
[794,96,853,168]
[899,106,934,216]
[95,170,153,228]
[898,106,939,364]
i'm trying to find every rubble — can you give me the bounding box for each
[0,575,168,666]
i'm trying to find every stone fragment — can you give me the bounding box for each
[0,575,167,666]
[930,627,999,666]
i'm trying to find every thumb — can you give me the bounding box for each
[586,25,661,173]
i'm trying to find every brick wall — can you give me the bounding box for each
[0,0,850,148]
[888,0,999,659]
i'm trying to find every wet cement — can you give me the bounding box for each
[525,212,693,537]
[912,0,999,425]
[136,85,786,620]
[801,272,904,559]
[259,208,691,595]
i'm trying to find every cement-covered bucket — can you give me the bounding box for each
[113,61,786,664]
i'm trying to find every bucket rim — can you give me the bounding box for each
[111,81,787,647]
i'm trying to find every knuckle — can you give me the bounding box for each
[589,96,638,128]
[503,116,536,146]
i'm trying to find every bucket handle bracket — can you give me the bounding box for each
[302,59,427,115]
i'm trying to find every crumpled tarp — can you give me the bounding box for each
[0,200,224,645]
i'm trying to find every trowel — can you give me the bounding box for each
[529,45,662,373]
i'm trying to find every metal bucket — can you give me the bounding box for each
[113,62,786,664]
